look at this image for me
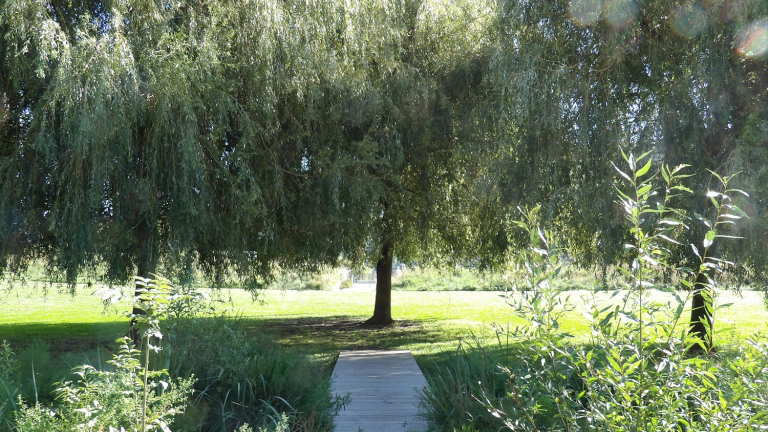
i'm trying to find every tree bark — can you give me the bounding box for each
[365,240,394,325]
[688,271,713,355]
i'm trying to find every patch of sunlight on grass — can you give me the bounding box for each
[208,288,768,366]
[2,283,766,366]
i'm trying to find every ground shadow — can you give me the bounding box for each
[241,315,457,355]
[0,314,496,378]
[0,321,126,355]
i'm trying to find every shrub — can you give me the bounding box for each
[13,341,60,406]
[421,336,514,431]
[11,278,196,432]
[4,278,341,432]
[392,266,619,292]
[422,153,768,431]
[150,283,346,432]
[167,317,345,432]
[14,338,194,432]
[268,267,345,291]
[393,267,513,291]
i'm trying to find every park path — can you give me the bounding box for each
[332,350,429,432]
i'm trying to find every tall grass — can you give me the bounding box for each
[167,318,346,432]
[0,342,19,432]
[420,334,516,431]
[154,282,347,432]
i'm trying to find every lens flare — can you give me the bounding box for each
[570,0,603,27]
[672,4,708,39]
[736,18,768,58]
[603,0,638,29]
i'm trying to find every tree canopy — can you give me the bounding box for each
[1,0,767,325]
[0,0,494,310]
[479,0,768,279]
[0,0,365,286]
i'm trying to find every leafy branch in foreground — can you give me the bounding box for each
[504,205,572,345]
[685,171,749,354]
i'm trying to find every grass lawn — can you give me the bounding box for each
[2,284,767,369]
[0,284,130,354]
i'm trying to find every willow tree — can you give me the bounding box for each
[0,0,369,297]
[482,0,768,349]
[311,0,497,325]
[0,0,497,327]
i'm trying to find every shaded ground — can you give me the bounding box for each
[247,316,448,352]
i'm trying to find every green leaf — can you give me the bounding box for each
[635,157,652,177]
[612,163,633,182]
[703,230,716,248]
[659,219,682,226]
[670,185,692,193]
[729,188,749,197]
[637,150,654,162]
[730,206,749,218]
[708,169,726,186]
[641,255,659,266]
[636,184,652,197]
[657,234,681,245]
[607,356,622,372]
[598,312,615,329]
[694,213,712,228]
[620,147,629,163]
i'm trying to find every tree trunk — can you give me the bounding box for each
[365,240,394,325]
[688,271,713,355]
[129,221,156,348]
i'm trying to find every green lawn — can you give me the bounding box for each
[2,284,767,366]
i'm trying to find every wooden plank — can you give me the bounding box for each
[332,350,429,432]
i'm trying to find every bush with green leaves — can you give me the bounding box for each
[392,265,616,292]
[420,334,517,432]
[166,316,345,432]
[102,278,341,432]
[11,278,198,432]
[102,278,342,432]
[3,278,341,432]
[14,338,194,432]
[422,153,768,431]
[233,414,289,432]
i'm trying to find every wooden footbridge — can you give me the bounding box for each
[332,350,429,432]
